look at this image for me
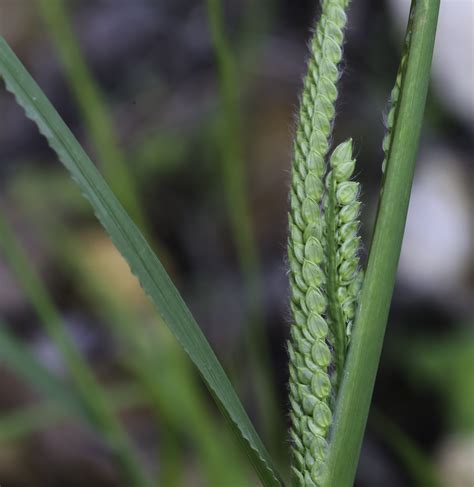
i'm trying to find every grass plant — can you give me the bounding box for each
[0,214,151,486]
[0,0,440,485]
[206,0,284,456]
[35,0,147,233]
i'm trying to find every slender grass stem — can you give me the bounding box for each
[0,213,150,486]
[206,0,260,288]
[205,0,283,454]
[324,2,440,485]
[35,0,148,234]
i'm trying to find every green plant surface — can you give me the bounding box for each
[324,141,363,381]
[404,330,474,433]
[0,319,85,420]
[287,0,439,484]
[53,229,250,485]
[0,369,145,445]
[205,0,261,291]
[287,0,352,483]
[324,1,440,485]
[0,214,151,486]
[157,427,184,487]
[0,36,282,486]
[205,0,283,458]
[6,146,251,483]
[35,0,147,234]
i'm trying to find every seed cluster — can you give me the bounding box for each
[326,140,362,343]
[382,8,414,176]
[287,1,363,485]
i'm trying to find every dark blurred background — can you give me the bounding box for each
[0,0,472,486]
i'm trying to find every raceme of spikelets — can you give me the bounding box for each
[287,0,364,485]
[381,3,414,178]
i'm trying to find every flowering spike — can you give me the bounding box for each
[287,1,361,485]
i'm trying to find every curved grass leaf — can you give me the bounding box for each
[0,37,282,487]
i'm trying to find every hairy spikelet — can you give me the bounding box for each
[287,1,359,485]
[381,5,415,175]
[326,140,362,349]
[288,0,368,486]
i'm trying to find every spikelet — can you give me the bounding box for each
[326,140,362,348]
[381,4,415,176]
[287,0,356,485]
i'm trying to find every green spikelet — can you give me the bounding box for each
[287,1,357,485]
[326,140,362,352]
[381,4,415,176]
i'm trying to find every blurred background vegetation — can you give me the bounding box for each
[0,0,472,485]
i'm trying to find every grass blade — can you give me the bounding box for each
[35,0,147,233]
[324,1,440,485]
[52,229,250,485]
[0,37,282,486]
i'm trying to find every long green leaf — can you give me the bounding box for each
[52,229,250,485]
[0,37,282,486]
[324,1,440,485]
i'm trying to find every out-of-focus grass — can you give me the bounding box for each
[405,329,474,433]
[56,230,252,485]
[0,40,258,483]
[206,0,285,463]
[371,410,441,487]
[0,214,150,485]
[0,198,251,484]
[35,0,147,234]
[2,0,289,478]
[0,376,146,445]
[5,3,255,478]
[0,319,85,423]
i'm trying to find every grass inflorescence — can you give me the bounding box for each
[0,0,440,484]
[287,0,364,484]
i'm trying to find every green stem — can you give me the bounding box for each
[205,0,260,286]
[35,0,148,234]
[205,0,283,453]
[324,1,440,485]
